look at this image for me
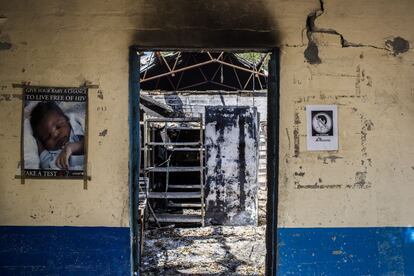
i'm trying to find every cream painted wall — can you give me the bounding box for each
[279,45,414,227]
[278,0,414,227]
[0,0,413,228]
[0,2,134,227]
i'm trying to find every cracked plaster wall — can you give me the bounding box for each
[279,0,414,228]
[0,0,413,230]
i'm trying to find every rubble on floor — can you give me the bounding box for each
[141,225,266,275]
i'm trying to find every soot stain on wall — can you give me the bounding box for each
[385,37,410,56]
[346,114,374,189]
[304,40,321,64]
[131,1,279,48]
[293,111,300,157]
[0,41,12,50]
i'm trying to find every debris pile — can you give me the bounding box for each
[141,225,266,275]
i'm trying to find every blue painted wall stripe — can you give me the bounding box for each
[278,227,414,275]
[0,226,130,276]
[2,226,413,275]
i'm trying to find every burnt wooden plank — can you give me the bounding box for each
[146,117,201,122]
[169,184,201,189]
[168,202,202,208]
[147,142,201,146]
[149,214,202,223]
[148,192,201,199]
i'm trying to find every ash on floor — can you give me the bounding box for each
[141,225,266,275]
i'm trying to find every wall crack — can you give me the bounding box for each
[305,0,390,64]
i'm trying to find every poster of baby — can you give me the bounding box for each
[22,86,88,178]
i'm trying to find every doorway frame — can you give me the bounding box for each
[128,47,280,276]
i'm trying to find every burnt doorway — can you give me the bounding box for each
[129,49,279,275]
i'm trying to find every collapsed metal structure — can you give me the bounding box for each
[140,51,268,91]
[138,52,268,233]
[142,115,205,227]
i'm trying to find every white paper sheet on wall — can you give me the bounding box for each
[306,105,338,151]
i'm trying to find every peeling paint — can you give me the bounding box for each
[318,155,343,164]
[0,93,23,101]
[294,172,305,177]
[296,183,341,189]
[355,65,361,96]
[354,171,367,188]
[294,112,301,124]
[99,129,108,137]
[363,119,374,131]
[332,250,343,255]
[0,94,11,101]
[293,128,300,157]
[360,115,373,163]
[293,111,300,157]
[97,90,104,100]
[97,106,107,111]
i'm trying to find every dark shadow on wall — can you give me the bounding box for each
[131,0,280,49]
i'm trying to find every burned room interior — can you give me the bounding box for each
[138,51,269,274]
[2,1,414,275]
